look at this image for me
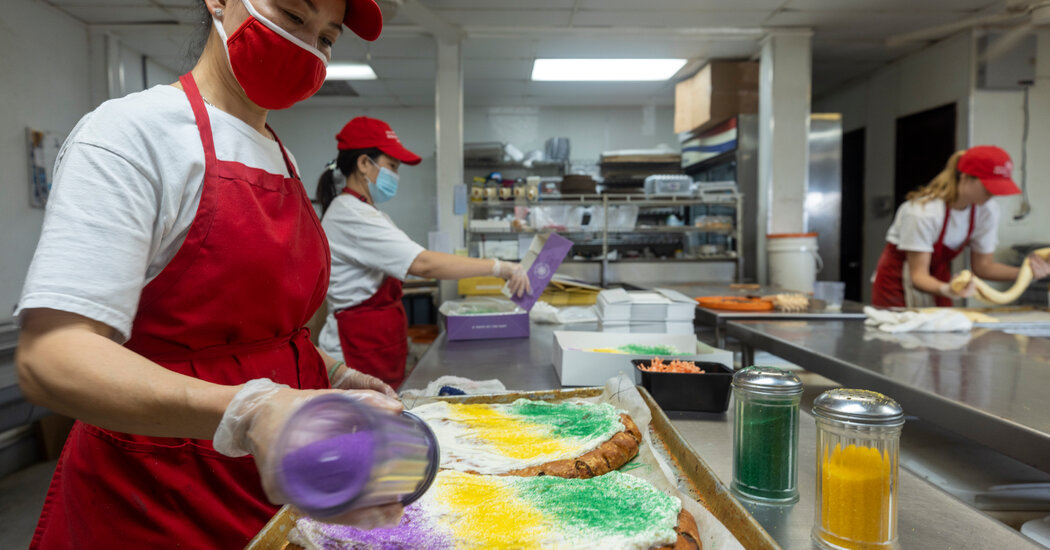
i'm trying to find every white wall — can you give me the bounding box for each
[464,105,678,163]
[268,106,439,247]
[269,104,678,248]
[0,0,93,322]
[969,90,1045,263]
[814,31,976,302]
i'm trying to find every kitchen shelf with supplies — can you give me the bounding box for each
[465,194,743,285]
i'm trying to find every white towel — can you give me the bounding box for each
[864,306,973,333]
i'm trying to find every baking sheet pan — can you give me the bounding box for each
[246,385,778,550]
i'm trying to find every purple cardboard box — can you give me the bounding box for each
[443,310,530,341]
[504,233,574,311]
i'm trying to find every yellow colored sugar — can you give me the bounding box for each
[449,404,574,460]
[434,472,548,548]
[821,444,893,548]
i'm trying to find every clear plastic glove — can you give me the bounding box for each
[1029,253,1050,280]
[213,379,404,528]
[493,258,532,298]
[331,364,399,399]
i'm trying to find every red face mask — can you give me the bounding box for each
[215,0,328,110]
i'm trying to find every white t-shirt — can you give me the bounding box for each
[885,199,1000,254]
[317,194,424,360]
[17,85,298,342]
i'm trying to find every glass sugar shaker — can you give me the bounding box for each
[731,366,803,503]
[812,389,904,550]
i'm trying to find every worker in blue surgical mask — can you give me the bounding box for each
[315,117,530,389]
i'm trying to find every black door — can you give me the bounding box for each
[894,103,957,206]
[841,128,865,302]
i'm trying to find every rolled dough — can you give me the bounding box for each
[950,247,1050,305]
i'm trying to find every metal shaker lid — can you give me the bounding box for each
[732,366,803,395]
[812,389,904,426]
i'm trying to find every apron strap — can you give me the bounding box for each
[178,73,218,170]
[266,123,299,180]
[342,187,373,205]
[965,204,976,243]
[935,199,952,246]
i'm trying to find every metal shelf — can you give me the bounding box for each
[466,226,733,235]
[465,194,744,285]
[467,195,737,208]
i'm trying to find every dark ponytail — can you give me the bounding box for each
[316,147,382,214]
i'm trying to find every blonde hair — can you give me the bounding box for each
[907,150,967,204]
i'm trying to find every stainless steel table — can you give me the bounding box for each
[402,322,1039,549]
[658,283,867,348]
[727,319,1050,474]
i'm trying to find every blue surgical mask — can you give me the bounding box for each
[367,158,399,204]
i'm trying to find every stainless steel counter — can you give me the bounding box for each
[402,322,1040,549]
[657,283,866,348]
[727,320,1050,474]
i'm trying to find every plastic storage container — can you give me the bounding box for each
[731,366,803,503]
[270,394,439,519]
[632,359,733,412]
[812,389,904,550]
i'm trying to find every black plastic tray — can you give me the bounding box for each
[633,359,734,413]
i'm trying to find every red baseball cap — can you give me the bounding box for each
[336,117,422,165]
[958,145,1021,196]
[343,0,383,42]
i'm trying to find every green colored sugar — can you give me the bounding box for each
[507,399,621,440]
[732,396,800,501]
[515,472,679,538]
[617,344,688,356]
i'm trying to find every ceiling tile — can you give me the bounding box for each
[383,78,436,96]
[58,5,179,23]
[525,80,674,97]
[373,58,436,79]
[465,59,534,79]
[571,9,770,28]
[766,10,969,41]
[432,9,572,27]
[423,0,576,8]
[575,0,784,9]
[48,0,151,5]
[463,38,538,59]
[785,0,996,12]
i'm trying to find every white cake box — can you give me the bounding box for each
[552,331,733,387]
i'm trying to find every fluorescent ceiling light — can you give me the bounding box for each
[326,62,377,80]
[531,58,688,81]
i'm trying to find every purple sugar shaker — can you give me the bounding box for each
[272,394,439,519]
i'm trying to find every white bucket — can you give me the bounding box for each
[767,233,823,293]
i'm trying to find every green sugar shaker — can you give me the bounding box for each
[731,366,803,503]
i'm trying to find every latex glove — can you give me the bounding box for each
[941,276,975,299]
[213,379,404,527]
[331,363,399,399]
[1029,253,1050,280]
[492,258,532,298]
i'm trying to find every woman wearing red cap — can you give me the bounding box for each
[15,1,404,548]
[315,117,531,389]
[872,146,1050,307]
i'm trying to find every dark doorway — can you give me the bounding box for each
[841,128,866,302]
[894,103,957,206]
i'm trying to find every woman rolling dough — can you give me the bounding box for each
[871,146,1050,307]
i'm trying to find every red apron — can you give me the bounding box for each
[333,189,409,389]
[30,73,331,550]
[872,202,975,307]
